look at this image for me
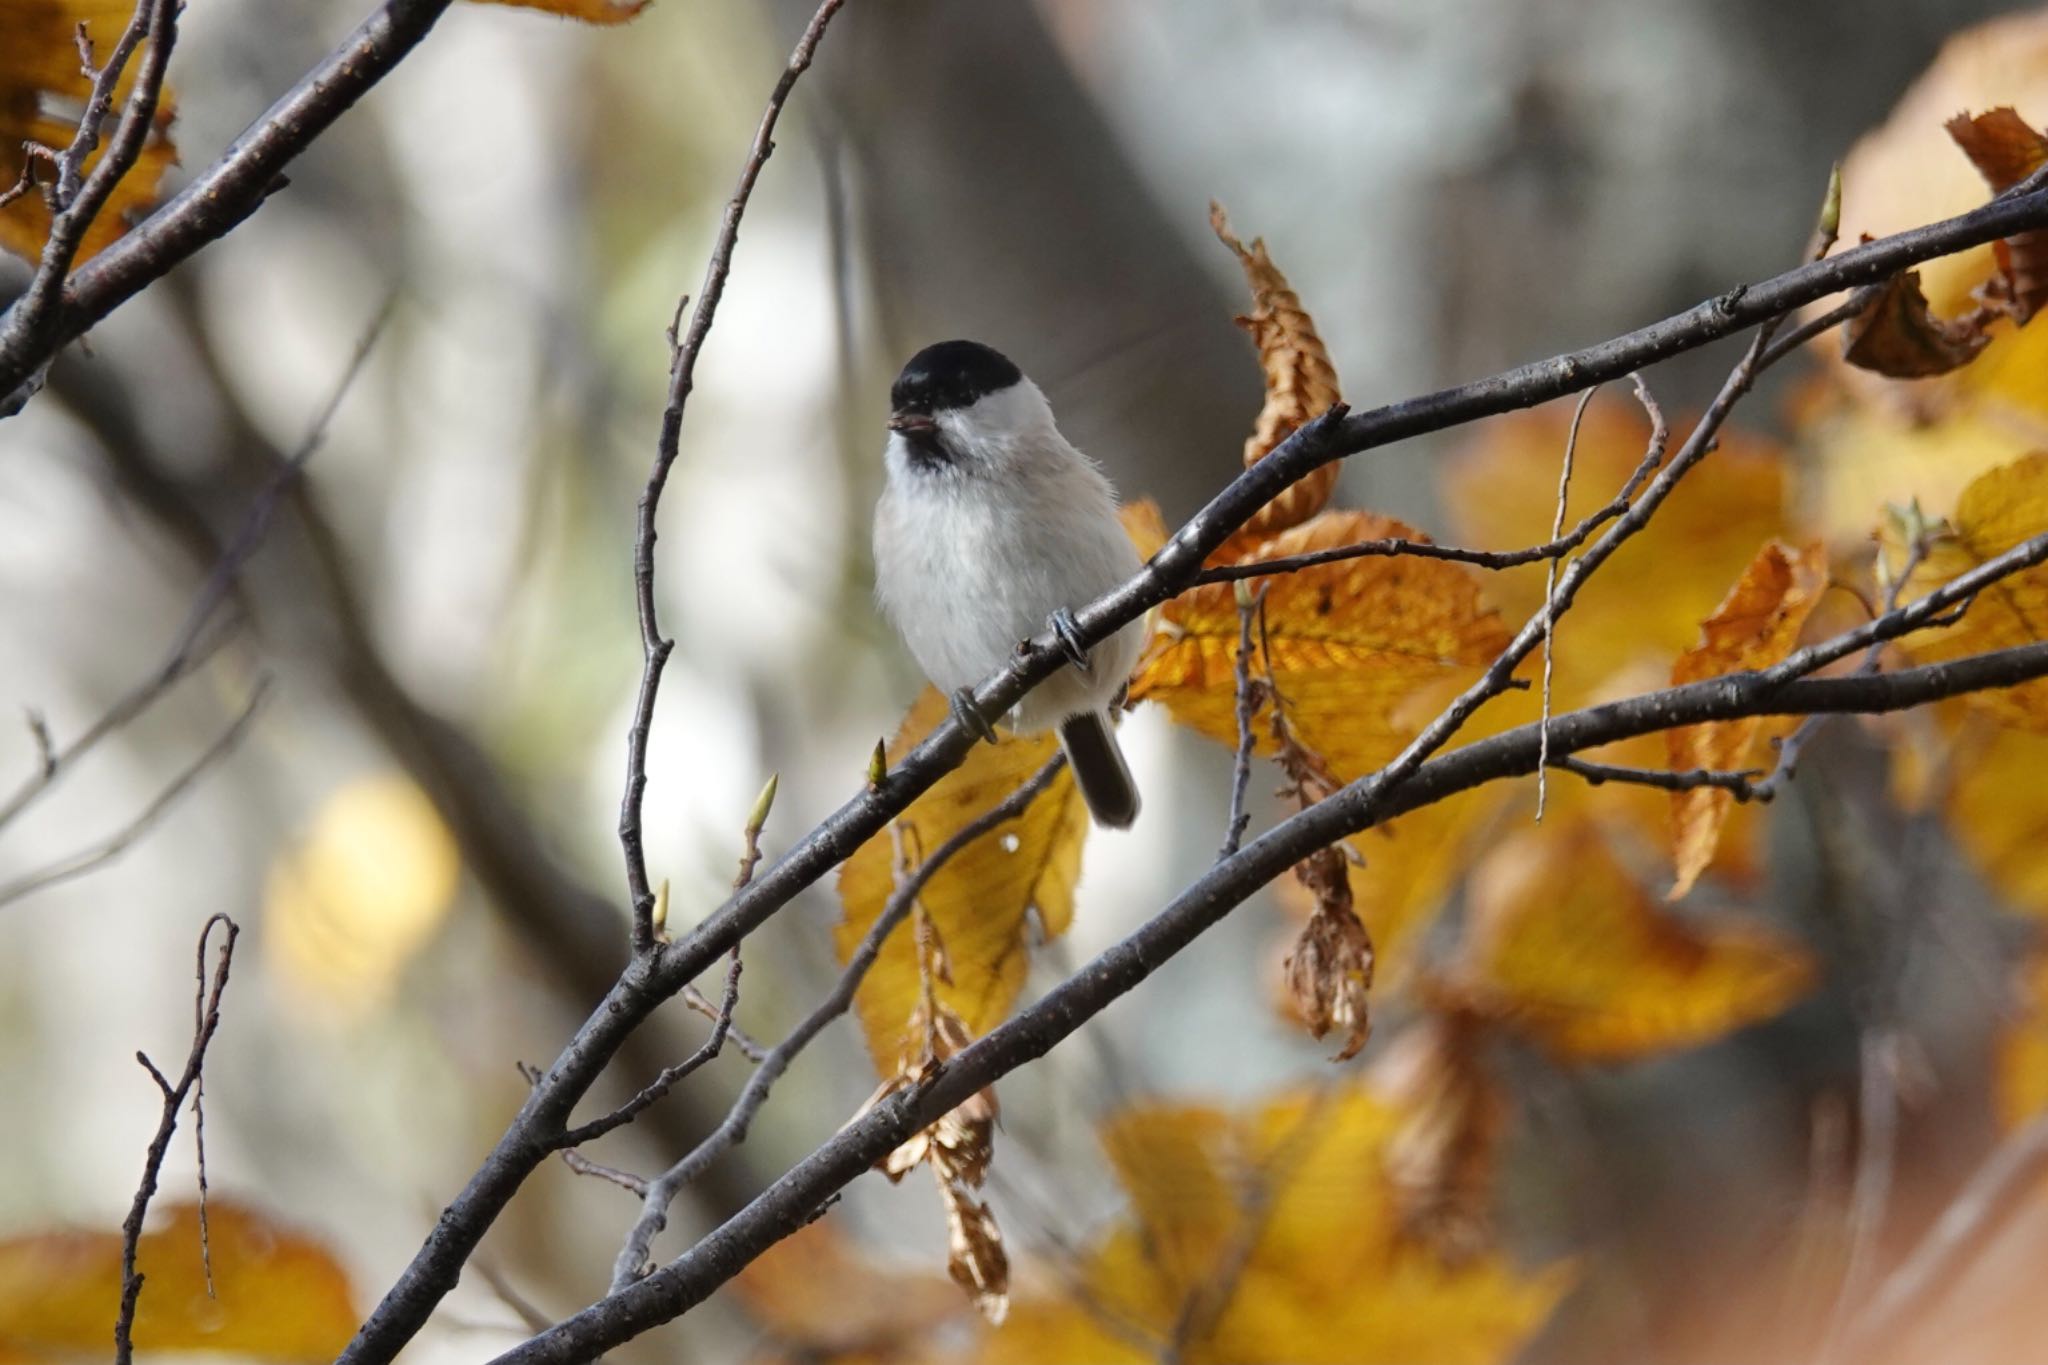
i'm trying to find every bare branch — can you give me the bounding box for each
[0,0,457,403]
[619,0,850,953]
[1218,585,1267,859]
[1535,384,1601,820]
[606,752,1068,1294]
[0,682,269,911]
[1549,756,1765,797]
[557,950,744,1149]
[114,913,239,1365]
[488,633,2048,1364]
[340,186,2048,1365]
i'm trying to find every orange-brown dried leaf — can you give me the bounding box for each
[1210,202,1342,537]
[836,690,1087,1077]
[1459,826,1814,1063]
[1132,509,1509,780]
[730,1221,962,1356]
[1281,846,1376,1060]
[1666,540,1827,899]
[1366,1005,1507,1262]
[1947,107,2048,324]
[1841,269,1995,378]
[1118,497,1168,562]
[986,1087,1571,1365]
[0,1201,357,1360]
[465,0,647,21]
[0,0,178,264]
[1892,451,2048,732]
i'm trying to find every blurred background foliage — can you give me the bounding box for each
[3,1,2047,1362]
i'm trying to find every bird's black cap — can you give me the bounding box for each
[890,340,1023,416]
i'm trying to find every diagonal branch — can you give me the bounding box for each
[491,634,2048,1363]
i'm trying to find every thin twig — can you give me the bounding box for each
[114,914,239,1365]
[1218,585,1267,859]
[561,1151,651,1199]
[0,683,270,910]
[1550,755,1765,797]
[1535,385,1600,820]
[619,0,849,954]
[0,295,393,834]
[607,752,1068,1292]
[558,948,744,1149]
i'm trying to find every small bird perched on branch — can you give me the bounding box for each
[874,339,1146,829]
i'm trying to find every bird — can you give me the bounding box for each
[873,339,1147,829]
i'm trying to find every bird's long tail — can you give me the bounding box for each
[1057,710,1140,829]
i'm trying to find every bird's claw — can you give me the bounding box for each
[1049,608,1092,674]
[950,688,999,745]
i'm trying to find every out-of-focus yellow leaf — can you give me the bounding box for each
[729,1220,963,1361]
[984,1087,1571,1365]
[1891,451,2048,732]
[465,0,647,21]
[1996,950,2048,1129]
[1947,107,2048,325]
[1118,497,1168,562]
[1666,541,1827,900]
[0,1201,357,1360]
[1940,720,2048,918]
[1840,269,1994,378]
[1131,509,1509,780]
[0,0,178,264]
[835,689,1087,1076]
[1441,402,1789,709]
[1366,1007,1507,1260]
[1210,202,1343,541]
[263,774,461,1020]
[1458,826,1814,1063]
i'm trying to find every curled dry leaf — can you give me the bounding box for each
[1282,845,1375,1061]
[835,689,1087,1077]
[1210,202,1343,540]
[0,1201,357,1361]
[1367,1004,1507,1263]
[1459,825,1814,1063]
[1131,509,1509,781]
[1666,540,1828,900]
[1841,268,1995,378]
[0,0,179,264]
[1946,107,2048,324]
[1891,451,2048,732]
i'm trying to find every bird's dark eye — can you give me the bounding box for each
[891,339,1023,415]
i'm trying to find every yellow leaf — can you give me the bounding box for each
[263,775,462,1021]
[465,0,647,21]
[1893,451,2048,732]
[728,1220,962,1357]
[1131,509,1509,780]
[1459,826,1814,1062]
[1940,720,2048,919]
[986,1086,1570,1365]
[0,0,178,264]
[1996,950,2048,1129]
[1441,401,1789,709]
[835,689,1088,1076]
[0,1201,357,1360]
[1210,202,1343,540]
[1117,497,1168,562]
[1666,540,1827,899]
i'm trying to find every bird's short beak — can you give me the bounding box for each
[888,411,937,434]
